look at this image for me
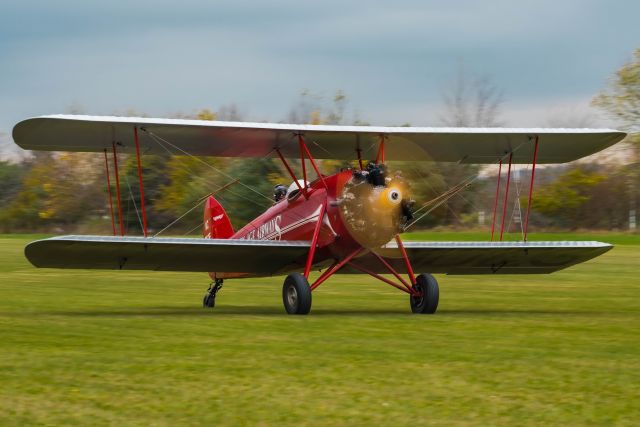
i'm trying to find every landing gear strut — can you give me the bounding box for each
[203,279,223,308]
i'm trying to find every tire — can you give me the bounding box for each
[410,273,439,314]
[203,293,215,308]
[282,273,312,315]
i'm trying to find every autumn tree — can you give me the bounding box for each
[592,48,640,230]
[1,153,104,232]
[530,166,607,229]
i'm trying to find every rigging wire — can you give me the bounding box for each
[147,132,270,209]
[144,129,274,203]
[153,192,213,237]
[124,174,144,233]
[152,178,240,237]
[146,129,328,237]
[185,220,207,236]
[406,139,532,230]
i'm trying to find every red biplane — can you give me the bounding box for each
[12,115,626,314]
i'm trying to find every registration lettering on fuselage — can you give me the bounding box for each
[241,215,282,240]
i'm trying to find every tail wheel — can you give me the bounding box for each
[203,279,223,309]
[410,273,439,314]
[282,273,312,315]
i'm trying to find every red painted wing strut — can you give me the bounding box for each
[298,135,328,190]
[275,148,305,196]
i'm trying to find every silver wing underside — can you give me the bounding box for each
[13,115,626,164]
[343,240,613,274]
[25,236,311,275]
[25,236,612,276]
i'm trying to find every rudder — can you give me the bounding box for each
[203,196,234,239]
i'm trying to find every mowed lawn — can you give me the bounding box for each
[0,233,639,426]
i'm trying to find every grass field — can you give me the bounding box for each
[1,233,639,426]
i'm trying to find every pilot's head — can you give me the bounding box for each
[273,184,288,202]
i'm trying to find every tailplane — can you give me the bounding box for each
[203,196,234,239]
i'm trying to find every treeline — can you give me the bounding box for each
[0,135,636,236]
[1,49,638,235]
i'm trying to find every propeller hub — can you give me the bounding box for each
[338,167,413,250]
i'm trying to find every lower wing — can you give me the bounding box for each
[343,241,612,275]
[25,236,611,276]
[25,235,311,276]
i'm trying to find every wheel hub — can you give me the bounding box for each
[286,285,298,308]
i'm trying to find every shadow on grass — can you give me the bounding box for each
[19,305,621,317]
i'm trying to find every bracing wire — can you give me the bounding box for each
[147,132,269,209]
[153,193,212,237]
[405,139,533,231]
[146,130,321,238]
[144,129,274,203]
[124,175,144,232]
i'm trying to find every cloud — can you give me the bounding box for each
[0,0,638,145]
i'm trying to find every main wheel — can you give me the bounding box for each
[410,273,439,314]
[282,273,312,315]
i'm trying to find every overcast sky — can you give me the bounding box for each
[1,0,638,156]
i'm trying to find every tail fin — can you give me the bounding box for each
[203,196,234,239]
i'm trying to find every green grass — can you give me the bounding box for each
[0,234,639,426]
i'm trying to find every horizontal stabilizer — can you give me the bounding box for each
[25,236,310,275]
[13,115,626,164]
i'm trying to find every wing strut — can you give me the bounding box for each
[275,148,306,197]
[298,134,328,190]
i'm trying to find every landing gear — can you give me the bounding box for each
[203,279,223,308]
[282,273,312,315]
[410,273,439,314]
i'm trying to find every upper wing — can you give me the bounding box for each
[13,114,626,164]
[25,235,311,275]
[342,241,613,275]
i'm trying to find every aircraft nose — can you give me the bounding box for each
[338,175,411,250]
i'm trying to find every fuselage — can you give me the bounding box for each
[210,166,409,279]
[232,170,360,259]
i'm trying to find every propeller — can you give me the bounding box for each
[338,164,414,250]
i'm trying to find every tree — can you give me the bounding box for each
[440,65,504,127]
[593,47,640,230]
[530,166,605,229]
[0,161,25,205]
[1,153,104,232]
[592,48,640,134]
[416,65,505,227]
